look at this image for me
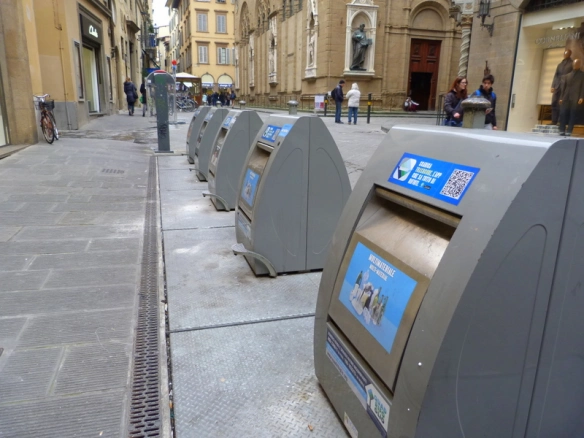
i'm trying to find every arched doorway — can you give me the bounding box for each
[407,7,445,110]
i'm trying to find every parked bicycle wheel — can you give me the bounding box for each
[41,114,55,144]
[47,111,59,140]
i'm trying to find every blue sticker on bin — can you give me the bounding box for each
[261,125,281,142]
[278,124,293,138]
[223,116,232,127]
[388,153,480,205]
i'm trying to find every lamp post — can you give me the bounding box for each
[478,0,494,36]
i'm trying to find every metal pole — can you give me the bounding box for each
[172,65,177,124]
[367,93,372,124]
[324,96,328,117]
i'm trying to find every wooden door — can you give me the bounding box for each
[408,39,441,110]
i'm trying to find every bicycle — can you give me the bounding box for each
[34,94,59,144]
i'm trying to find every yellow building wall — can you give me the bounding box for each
[21,0,43,96]
[184,0,236,90]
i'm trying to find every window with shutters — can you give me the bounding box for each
[217,47,230,64]
[198,45,209,63]
[216,14,227,33]
[197,13,208,32]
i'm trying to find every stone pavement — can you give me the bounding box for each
[0,109,434,437]
[0,133,153,437]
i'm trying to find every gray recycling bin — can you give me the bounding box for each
[202,110,263,211]
[232,115,351,277]
[193,108,229,181]
[314,126,584,438]
[186,106,211,164]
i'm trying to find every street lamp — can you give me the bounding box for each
[478,0,494,36]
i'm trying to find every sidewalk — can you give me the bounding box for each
[0,110,432,437]
[0,127,155,437]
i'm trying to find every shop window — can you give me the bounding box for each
[217,14,227,33]
[73,41,84,99]
[198,13,208,31]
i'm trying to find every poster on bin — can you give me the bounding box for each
[241,168,260,207]
[338,242,417,355]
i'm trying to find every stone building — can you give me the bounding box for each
[167,0,236,94]
[0,0,154,146]
[234,0,463,110]
[466,0,584,132]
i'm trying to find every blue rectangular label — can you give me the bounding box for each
[223,116,232,127]
[261,125,281,142]
[278,124,293,138]
[338,242,417,355]
[388,153,480,205]
[241,168,260,207]
[326,329,390,436]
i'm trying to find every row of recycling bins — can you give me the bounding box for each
[183,107,584,438]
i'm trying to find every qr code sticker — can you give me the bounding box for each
[439,169,475,200]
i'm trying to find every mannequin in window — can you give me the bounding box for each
[551,49,573,125]
[558,58,584,137]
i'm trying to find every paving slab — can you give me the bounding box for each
[159,168,208,192]
[0,226,21,242]
[170,317,346,438]
[44,265,139,289]
[164,227,321,331]
[0,239,89,255]
[0,285,136,316]
[53,342,131,395]
[158,155,191,170]
[0,348,63,403]
[0,271,49,292]
[0,391,125,438]
[161,189,235,231]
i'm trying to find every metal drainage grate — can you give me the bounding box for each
[129,156,162,437]
[102,168,126,174]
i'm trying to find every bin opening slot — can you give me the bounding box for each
[327,187,458,392]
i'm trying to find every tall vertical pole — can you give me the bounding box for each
[458,15,473,78]
[172,63,177,124]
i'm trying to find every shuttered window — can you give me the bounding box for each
[197,13,208,32]
[198,45,208,63]
[216,14,227,33]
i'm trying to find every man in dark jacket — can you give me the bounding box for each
[333,80,345,124]
[551,49,573,125]
[559,58,584,137]
[474,74,497,130]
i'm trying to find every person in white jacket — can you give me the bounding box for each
[345,83,361,125]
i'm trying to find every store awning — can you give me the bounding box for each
[201,74,214,88]
[218,74,233,88]
[183,82,193,87]
[175,72,198,80]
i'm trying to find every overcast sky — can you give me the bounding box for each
[152,0,170,28]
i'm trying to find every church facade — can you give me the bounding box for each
[234,0,462,110]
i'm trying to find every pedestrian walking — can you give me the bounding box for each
[230,90,237,107]
[219,92,226,107]
[140,81,147,117]
[443,76,468,127]
[332,80,346,124]
[202,93,208,106]
[124,77,138,116]
[345,83,361,125]
[473,74,497,130]
[212,92,218,106]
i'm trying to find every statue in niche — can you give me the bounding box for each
[308,31,315,66]
[249,35,255,85]
[269,39,275,74]
[350,24,372,71]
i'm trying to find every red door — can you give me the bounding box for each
[408,39,441,111]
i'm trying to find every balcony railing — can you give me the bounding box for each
[141,33,157,48]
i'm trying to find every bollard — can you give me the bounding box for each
[367,93,372,124]
[324,97,328,117]
[154,73,173,153]
[288,100,298,115]
[239,100,246,110]
[461,96,491,129]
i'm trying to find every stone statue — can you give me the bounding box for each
[308,31,315,66]
[551,49,573,125]
[558,58,584,136]
[350,24,372,71]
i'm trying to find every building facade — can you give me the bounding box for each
[234,0,462,110]
[0,0,153,146]
[466,0,584,132]
[167,0,237,93]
